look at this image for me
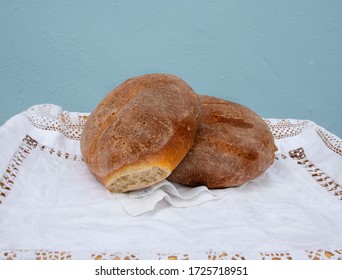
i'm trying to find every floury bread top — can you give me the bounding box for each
[80,73,201,192]
[81,73,276,192]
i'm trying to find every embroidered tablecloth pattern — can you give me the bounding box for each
[0,104,341,260]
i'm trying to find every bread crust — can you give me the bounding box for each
[168,94,277,188]
[80,73,201,192]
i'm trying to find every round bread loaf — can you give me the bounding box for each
[80,73,201,192]
[168,94,277,188]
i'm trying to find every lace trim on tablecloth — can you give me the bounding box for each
[1,105,341,260]
[264,119,313,139]
[23,104,88,141]
[22,105,342,157]
[0,135,82,205]
[1,135,341,260]
[0,136,37,205]
[316,128,342,157]
[38,142,83,162]
[289,147,342,200]
[1,248,341,260]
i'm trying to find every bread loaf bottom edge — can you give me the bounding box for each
[106,166,170,193]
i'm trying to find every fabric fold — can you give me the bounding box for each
[115,180,236,216]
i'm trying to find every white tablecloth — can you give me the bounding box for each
[1,104,341,260]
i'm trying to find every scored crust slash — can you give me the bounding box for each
[80,73,201,192]
[80,73,276,193]
[168,94,277,188]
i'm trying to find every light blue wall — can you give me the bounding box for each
[1,0,341,136]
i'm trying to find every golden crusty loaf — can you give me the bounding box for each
[168,94,277,188]
[80,73,201,193]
